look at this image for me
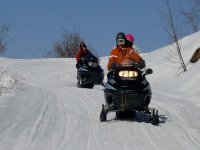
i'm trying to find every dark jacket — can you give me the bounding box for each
[76,49,94,64]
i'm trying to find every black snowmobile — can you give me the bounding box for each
[100,62,159,125]
[76,51,104,88]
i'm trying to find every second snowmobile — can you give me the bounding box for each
[76,51,104,88]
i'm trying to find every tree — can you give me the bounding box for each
[181,0,200,32]
[0,24,9,55]
[48,29,84,58]
[161,0,187,74]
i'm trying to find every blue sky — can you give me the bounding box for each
[0,0,190,58]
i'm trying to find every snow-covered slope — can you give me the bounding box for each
[0,32,200,150]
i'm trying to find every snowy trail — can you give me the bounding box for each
[152,90,200,149]
[0,58,200,150]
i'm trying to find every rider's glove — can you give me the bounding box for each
[95,57,99,62]
[138,59,146,69]
[76,63,80,69]
[79,58,83,64]
[110,62,117,71]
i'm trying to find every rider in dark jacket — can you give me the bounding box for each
[76,42,98,68]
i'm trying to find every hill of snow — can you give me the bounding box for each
[0,32,200,150]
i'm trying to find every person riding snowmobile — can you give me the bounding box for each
[126,33,140,54]
[99,32,158,123]
[76,42,98,68]
[76,42,103,88]
[125,33,134,48]
[107,32,145,71]
[107,32,149,107]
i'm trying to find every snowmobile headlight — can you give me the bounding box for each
[118,71,138,78]
[88,62,98,67]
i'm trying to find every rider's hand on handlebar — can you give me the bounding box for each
[138,59,146,69]
[76,63,80,69]
[110,62,117,71]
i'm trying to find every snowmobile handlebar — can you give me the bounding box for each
[115,64,153,76]
[80,55,99,64]
[110,62,140,71]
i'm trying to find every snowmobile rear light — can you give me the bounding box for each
[88,62,98,67]
[118,70,138,78]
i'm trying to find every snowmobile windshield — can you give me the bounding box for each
[81,51,99,64]
[89,49,101,62]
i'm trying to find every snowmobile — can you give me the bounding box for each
[100,62,159,125]
[76,52,104,88]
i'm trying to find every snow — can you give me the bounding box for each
[0,32,200,150]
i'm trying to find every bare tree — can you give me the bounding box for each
[0,24,9,55]
[48,29,84,58]
[181,0,200,32]
[161,0,187,73]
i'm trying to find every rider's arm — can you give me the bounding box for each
[138,59,146,69]
[129,49,142,64]
[107,50,117,71]
[76,50,82,64]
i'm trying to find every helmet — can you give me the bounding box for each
[116,32,126,41]
[126,34,134,44]
[79,41,87,49]
[116,32,126,45]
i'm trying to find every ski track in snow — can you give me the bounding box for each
[0,58,200,150]
[152,90,200,149]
